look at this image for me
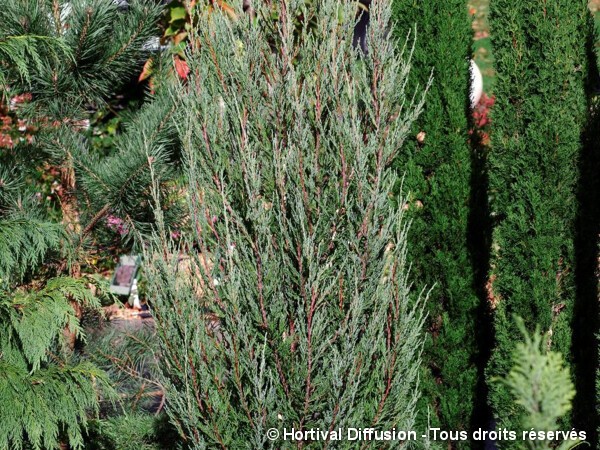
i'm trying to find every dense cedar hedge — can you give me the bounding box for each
[391,0,481,443]
[486,0,598,445]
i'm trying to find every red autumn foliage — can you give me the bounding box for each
[470,92,495,145]
[0,93,36,148]
[174,56,190,80]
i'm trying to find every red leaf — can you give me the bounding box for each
[174,56,190,80]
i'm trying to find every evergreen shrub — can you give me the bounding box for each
[145,0,431,447]
[486,0,596,442]
[391,0,481,440]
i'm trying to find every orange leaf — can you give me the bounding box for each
[174,56,190,80]
[173,31,188,45]
[138,58,154,82]
[216,0,237,20]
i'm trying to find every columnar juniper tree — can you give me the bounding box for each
[486,0,596,443]
[391,0,480,440]
[145,0,430,447]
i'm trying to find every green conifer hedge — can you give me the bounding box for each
[486,0,596,443]
[391,0,481,440]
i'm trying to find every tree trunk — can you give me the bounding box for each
[59,159,82,349]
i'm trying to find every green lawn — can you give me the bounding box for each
[588,1,600,51]
[468,0,494,93]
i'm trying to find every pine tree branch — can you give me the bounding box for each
[105,13,148,64]
[74,7,93,65]
[52,0,62,36]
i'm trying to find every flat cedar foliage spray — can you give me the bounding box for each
[390,0,481,442]
[145,0,432,447]
[501,319,583,450]
[486,0,598,445]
